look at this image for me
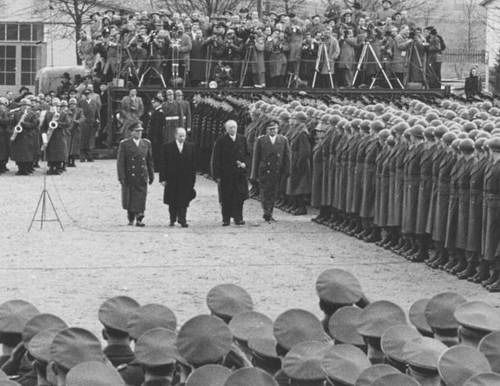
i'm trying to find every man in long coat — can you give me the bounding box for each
[159,127,196,228]
[161,90,182,144]
[148,96,165,172]
[0,97,11,174]
[120,88,144,139]
[66,98,83,168]
[79,89,100,162]
[117,121,154,227]
[10,99,38,175]
[251,120,290,222]
[211,119,249,226]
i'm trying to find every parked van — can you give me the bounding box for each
[35,66,89,95]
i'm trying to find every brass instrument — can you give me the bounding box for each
[10,109,28,142]
[43,109,60,149]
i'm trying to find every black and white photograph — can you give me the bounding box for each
[1,0,500,385]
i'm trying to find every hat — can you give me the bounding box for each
[478,331,500,372]
[186,364,232,386]
[409,299,433,336]
[282,340,331,380]
[98,296,140,333]
[206,284,253,320]
[354,364,400,386]
[293,112,307,122]
[66,361,125,386]
[488,137,500,152]
[128,120,143,132]
[82,89,91,95]
[176,315,233,366]
[357,301,407,338]
[69,98,77,105]
[224,368,278,386]
[322,344,371,385]
[401,336,447,371]
[128,304,177,341]
[22,313,67,343]
[229,311,273,342]
[425,292,467,330]
[372,373,420,386]
[328,306,365,347]
[273,309,330,351]
[315,269,363,305]
[464,372,500,386]
[29,328,64,362]
[0,300,39,333]
[381,325,421,363]
[50,327,103,370]
[438,346,491,386]
[454,301,500,333]
[248,336,280,360]
[135,328,182,366]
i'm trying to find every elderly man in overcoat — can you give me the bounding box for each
[117,121,154,227]
[251,120,290,222]
[211,119,249,226]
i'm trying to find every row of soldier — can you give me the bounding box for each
[188,94,500,292]
[0,269,498,385]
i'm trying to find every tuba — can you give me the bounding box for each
[10,109,28,142]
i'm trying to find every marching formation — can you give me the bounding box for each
[0,269,497,385]
[190,94,500,293]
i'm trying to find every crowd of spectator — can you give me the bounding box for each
[77,1,447,90]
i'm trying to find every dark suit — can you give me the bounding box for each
[211,133,249,223]
[160,141,196,225]
[79,98,100,160]
[104,345,144,386]
[149,106,165,172]
[251,134,290,219]
[117,138,154,222]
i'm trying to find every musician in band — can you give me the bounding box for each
[10,99,38,176]
[41,99,70,175]
[0,97,10,174]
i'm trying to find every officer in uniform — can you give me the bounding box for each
[41,99,67,175]
[250,120,290,222]
[66,98,83,168]
[175,90,191,134]
[120,87,145,139]
[117,121,155,227]
[162,90,182,145]
[79,88,100,162]
[0,97,10,174]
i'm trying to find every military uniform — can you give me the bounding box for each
[10,106,38,175]
[0,102,11,173]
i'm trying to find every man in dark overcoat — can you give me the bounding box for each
[250,120,290,222]
[0,97,11,173]
[159,127,196,228]
[117,121,154,227]
[148,96,165,172]
[10,99,38,175]
[79,88,100,162]
[211,119,249,226]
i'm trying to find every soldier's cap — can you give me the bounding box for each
[22,313,67,344]
[28,328,65,362]
[229,311,273,343]
[410,125,425,139]
[424,126,435,139]
[322,344,371,385]
[176,315,232,366]
[393,122,410,134]
[425,111,439,123]
[282,340,331,380]
[475,137,488,149]
[128,121,143,132]
[82,89,91,95]
[487,137,500,152]
[265,120,280,130]
[443,132,458,145]
[430,293,467,333]
[186,364,231,386]
[409,299,433,336]
[151,96,162,104]
[370,120,385,132]
[60,100,68,107]
[401,336,447,371]
[356,301,407,338]
[50,327,103,371]
[69,98,77,105]
[206,284,253,320]
[380,324,420,363]
[482,122,495,132]
[273,309,330,351]
[128,303,177,341]
[454,300,500,332]
[0,300,39,334]
[20,98,31,106]
[293,112,307,122]
[224,367,277,386]
[372,373,420,386]
[463,121,478,132]
[248,336,280,360]
[239,7,249,13]
[98,296,140,333]
[66,361,125,386]
[464,372,500,386]
[328,306,365,347]
[354,364,399,386]
[279,111,290,120]
[438,346,491,386]
[434,125,449,139]
[135,327,183,366]
[478,331,500,373]
[315,269,363,305]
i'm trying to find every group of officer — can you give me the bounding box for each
[0,269,497,386]
[0,88,100,176]
[189,93,500,292]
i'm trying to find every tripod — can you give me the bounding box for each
[239,44,256,88]
[28,151,64,232]
[404,40,429,89]
[352,41,397,89]
[312,42,334,88]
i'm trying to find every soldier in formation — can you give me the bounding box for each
[0,269,497,385]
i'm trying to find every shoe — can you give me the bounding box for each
[80,159,86,162]
[457,263,477,280]
[128,221,134,226]
[222,222,230,226]
[180,223,189,228]
[293,207,307,216]
[235,220,246,226]
[169,222,175,227]
[487,279,500,292]
[15,171,28,176]
[87,158,94,162]
[136,221,145,227]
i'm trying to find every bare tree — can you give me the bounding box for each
[152,0,256,16]
[462,0,483,52]
[322,0,428,15]
[266,0,308,14]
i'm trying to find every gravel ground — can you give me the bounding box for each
[0,160,498,337]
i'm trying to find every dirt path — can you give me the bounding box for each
[0,160,497,336]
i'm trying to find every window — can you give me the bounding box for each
[0,45,17,85]
[21,46,38,85]
[0,23,44,42]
